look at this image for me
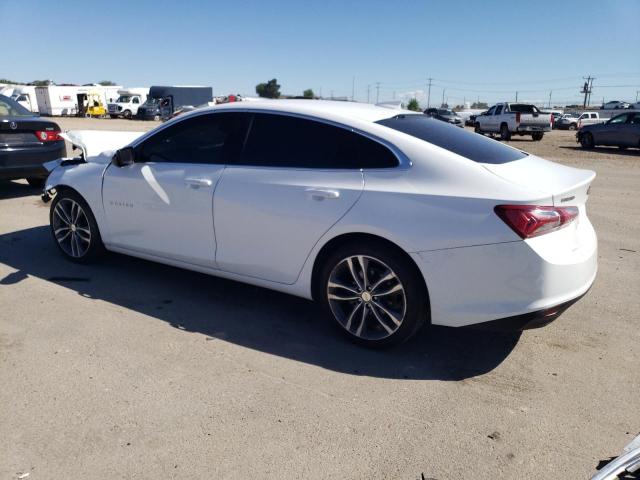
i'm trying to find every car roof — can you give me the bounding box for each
[198,99,408,124]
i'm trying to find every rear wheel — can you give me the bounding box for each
[50,190,105,263]
[318,241,428,348]
[580,132,595,149]
[500,123,511,141]
[26,177,46,188]
[569,123,577,131]
[474,123,483,134]
[532,132,544,141]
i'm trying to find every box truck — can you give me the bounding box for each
[136,86,213,120]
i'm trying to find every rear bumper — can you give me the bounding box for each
[516,125,551,132]
[0,142,66,180]
[412,213,597,329]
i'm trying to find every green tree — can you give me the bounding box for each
[98,80,117,86]
[406,98,421,111]
[255,78,281,98]
[0,78,19,84]
[30,80,51,86]
[303,88,314,99]
[471,101,488,109]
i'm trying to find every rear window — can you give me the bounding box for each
[508,104,539,114]
[376,114,527,164]
[0,95,34,117]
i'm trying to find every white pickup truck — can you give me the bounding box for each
[474,102,553,141]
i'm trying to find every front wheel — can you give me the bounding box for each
[318,241,428,348]
[532,132,544,141]
[50,190,105,263]
[123,110,132,119]
[569,123,577,131]
[580,132,595,149]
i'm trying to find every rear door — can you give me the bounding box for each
[213,112,398,284]
[102,112,248,266]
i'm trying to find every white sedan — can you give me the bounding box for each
[44,100,597,347]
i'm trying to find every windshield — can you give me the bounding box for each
[377,114,527,164]
[116,95,131,103]
[0,95,34,117]
[438,109,454,115]
[143,97,160,106]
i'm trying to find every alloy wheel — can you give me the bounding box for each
[52,198,92,258]
[327,255,407,341]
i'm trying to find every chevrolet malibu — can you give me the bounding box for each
[44,100,597,347]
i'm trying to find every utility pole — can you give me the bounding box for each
[636,90,639,102]
[441,88,445,107]
[351,76,355,101]
[581,76,594,108]
[319,87,323,99]
[375,82,380,104]
[426,77,432,108]
[548,90,552,108]
[515,91,518,102]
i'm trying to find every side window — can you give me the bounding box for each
[486,106,496,116]
[495,105,503,115]
[136,113,249,164]
[630,113,640,125]
[608,114,629,124]
[239,113,398,169]
[132,97,140,104]
[590,113,597,119]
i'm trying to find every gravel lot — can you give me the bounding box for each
[1,118,639,479]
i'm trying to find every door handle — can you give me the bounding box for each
[185,178,213,188]
[305,188,340,201]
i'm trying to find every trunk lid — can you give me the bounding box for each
[0,117,60,148]
[482,155,595,206]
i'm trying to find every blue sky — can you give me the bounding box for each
[2,0,639,106]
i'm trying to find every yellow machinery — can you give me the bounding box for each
[77,91,106,117]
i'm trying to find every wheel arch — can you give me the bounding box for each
[50,183,106,240]
[309,232,429,311]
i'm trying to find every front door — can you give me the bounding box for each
[102,112,249,267]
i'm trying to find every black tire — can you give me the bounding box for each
[580,132,595,149]
[474,123,483,135]
[569,123,577,131]
[500,123,511,141]
[317,240,428,348]
[109,114,118,119]
[49,190,106,263]
[26,177,46,188]
[123,110,132,119]
[532,132,544,141]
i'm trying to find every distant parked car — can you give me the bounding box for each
[0,95,65,188]
[602,101,630,110]
[474,103,552,141]
[465,111,486,127]
[555,113,579,130]
[424,108,463,127]
[577,111,640,150]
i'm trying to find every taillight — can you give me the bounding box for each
[515,112,521,124]
[494,205,579,239]
[35,130,62,142]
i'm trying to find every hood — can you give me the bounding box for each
[60,130,145,159]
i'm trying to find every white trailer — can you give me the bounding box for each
[35,86,89,116]
[10,85,39,113]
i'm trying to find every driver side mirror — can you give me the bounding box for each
[113,147,135,167]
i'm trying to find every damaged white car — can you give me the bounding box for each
[44,100,597,347]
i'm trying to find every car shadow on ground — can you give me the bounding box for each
[559,145,640,156]
[0,225,521,381]
[0,180,41,200]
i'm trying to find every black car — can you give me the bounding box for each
[577,111,640,150]
[0,95,66,188]
[424,108,463,127]
[465,111,486,127]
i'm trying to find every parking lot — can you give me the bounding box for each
[1,118,639,479]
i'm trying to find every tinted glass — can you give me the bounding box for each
[137,112,249,164]
[240,113,398,169]
[508,104,539,113]
[630,113,640,125]
[377,114,527,164]
[495,105,503,115]
[486,106,496,115]
[0,95,34,117]
[608,114,629,124]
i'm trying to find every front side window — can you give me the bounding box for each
[0,95,34,117]
[630,113,640,125]
[239,113,398,169]
[495,105,503,115]
[377,114,527,164]
[132,97,140,104]
[136,113,249,164]
[486,106,496,115]
[608,114,629,124]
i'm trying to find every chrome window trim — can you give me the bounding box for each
[129,107,412,170]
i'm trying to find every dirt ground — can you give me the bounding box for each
[1,117,639,479]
